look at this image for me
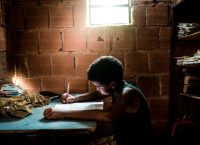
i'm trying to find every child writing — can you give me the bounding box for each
[43,56,152,145]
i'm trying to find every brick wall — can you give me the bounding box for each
[0,0,6,77]
[0,0,13,85]
[1,0,173,142]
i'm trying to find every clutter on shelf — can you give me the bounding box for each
[176,49,200,66]
[177,23,200,39]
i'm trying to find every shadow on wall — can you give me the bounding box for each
[0,0,15,82]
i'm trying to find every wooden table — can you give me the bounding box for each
[0,99,97,145]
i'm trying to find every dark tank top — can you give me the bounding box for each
[112,81,152,145]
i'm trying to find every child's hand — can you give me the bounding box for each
[43,107,65,120]
[60,93,77,104]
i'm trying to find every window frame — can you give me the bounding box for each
[87,0,131,26]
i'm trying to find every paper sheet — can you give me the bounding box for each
[53,101,104,111]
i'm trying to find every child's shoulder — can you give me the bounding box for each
[124,80,138,89]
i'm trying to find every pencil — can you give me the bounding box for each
[67,82,70,94]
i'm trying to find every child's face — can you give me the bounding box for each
[92,81,114,95]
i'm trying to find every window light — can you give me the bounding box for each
[87,0,130,26]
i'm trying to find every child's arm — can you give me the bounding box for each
[61,91,110,103]
[44,89,141,122]
[107,88,141,121]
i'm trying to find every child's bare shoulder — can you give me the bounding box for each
[123,87,141,101]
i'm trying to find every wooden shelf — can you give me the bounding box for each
[178,31,200,40]
[180,93,200,100]
[177,63,200,68]
[169,0,200,128]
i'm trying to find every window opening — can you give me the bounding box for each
[87,0,131,26]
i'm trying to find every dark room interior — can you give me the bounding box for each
[0,0,199,145]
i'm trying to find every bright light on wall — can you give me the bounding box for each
[12,76,20,86]
[90,0,128,6]
[87,0,130,26]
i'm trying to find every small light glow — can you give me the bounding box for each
[12,76,20,86]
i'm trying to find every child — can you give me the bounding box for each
[43,56,152,145]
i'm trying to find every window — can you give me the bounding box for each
[87,0,131,26]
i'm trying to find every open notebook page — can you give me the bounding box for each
[53,101,104,111]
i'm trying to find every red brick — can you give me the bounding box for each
[0,53,6,68]
[5,54,15,76]
[0,13,2,24]
[137,76,160,98]
[146,4,169,26]
[39,31,62,51]
[133,4,146,26]
[51,54,74,75]
[20,78,41,92]
[124,53,148,73]
[25,16,49,29]
[149,52,170,73]
[15,55,27,77]
[160,75,170,96]
[0,29,6,40]
[15,31,38,53]
[26,7,48,16]
[27,55,51,77]
[39,0,62,4]
[50,7,73,28]
[64,28,86,51]
[0,29,6,50]
[87,27,110,50]
[51,54,73,64]
[42,77,65,93]
[67,78,88,93]
[28,55,50,65]
[28,65,51,77]
[2,1,12,26]
[14,0,37,5]
[63,0,86,6]
[25,8,49,28]
[7,32,13,50]
[13,6,24,29]
[124,73,136,84]
[52,65,74,76]
[149,98,169,120]
[73,6,86,27]
[75,54,99,76]
[136,27,159,50]
[112,26,135,50]
[159,27,171,49]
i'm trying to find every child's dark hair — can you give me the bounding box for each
[87,56,123,85]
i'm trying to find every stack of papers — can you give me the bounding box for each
[53,101,104,111]
[0,84,24,96]
[176,49,200,65]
